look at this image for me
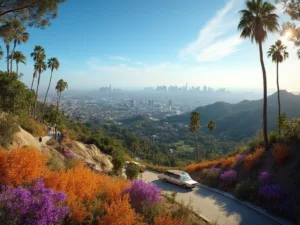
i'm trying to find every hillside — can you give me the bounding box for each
[166,91,300,141]
[8,127,113,173]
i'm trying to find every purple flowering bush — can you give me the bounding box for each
[220,170,237,184]
[124,179,161,209]
[208,167,222,175]
[64,151,76,159]
[258,172,271,185]
[202,168,221,187]
[259,184,282,200]
[0,179,70,225]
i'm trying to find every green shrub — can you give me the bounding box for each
[125,163,140,180]
[47,153,64,171]
[282,118,300,142]
[140,204,164,224]
[164,191,177,204]
[65,158,81,170]
[111,149,126,176]
[172,199,193,219]
[235,180,259,201]
[0,114,19,148]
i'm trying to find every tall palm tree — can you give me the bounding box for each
[238,0,279,150]
[34,59,47,118]
[189,111,200,161]
[13,51,26,75]
[8,19,29,73]
[0,21,13,73]
[30,46,45,92]
[207,120,216,149]
[41,58,60,121]
[267,40,289,134]
[31,45,46,63]
[55,79,68,113]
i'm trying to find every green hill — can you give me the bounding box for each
[166,91,300,141]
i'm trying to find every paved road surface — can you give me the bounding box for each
[142,171,295,225]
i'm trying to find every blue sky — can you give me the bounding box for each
[1,0,299,93]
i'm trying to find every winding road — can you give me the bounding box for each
[142,171,295,225]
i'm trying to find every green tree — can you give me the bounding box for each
[112,149,126,176]
[278,112,288,134]
[267,40,289,134]
[13,51,26,75]
[278,0,300,58]
[189,111,200,161]
[207,120,216,147]
[55,79,68,114]
[33,59,47,118]
[3,19,29,73]
[131,140,139,157]
[0,0,66,28]
[30,45,45,92]
[31,45,46,117]
[278,0,300,20]
[125,163,140,180]
[0,72,35,114]
[41,57,60,121]
[238,0,279,150]
[0,25,13,72]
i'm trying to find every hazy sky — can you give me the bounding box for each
[1,0,299,93]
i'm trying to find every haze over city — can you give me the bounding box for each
[0,0,299,93]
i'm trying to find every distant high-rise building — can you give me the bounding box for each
[168,100,173,111]
[130,100,136,107]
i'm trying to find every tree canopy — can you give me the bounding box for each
[0,0,66,28]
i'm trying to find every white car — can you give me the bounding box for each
[158,170,198,189]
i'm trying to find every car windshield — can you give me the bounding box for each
[181,173,192,181]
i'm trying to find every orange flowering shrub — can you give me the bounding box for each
[272,144,289,165]
[102,178,130,203]
[153,215,185,225]
[45,162,130,223]
[244,147,264,170]
[0,147,48,186]
[186,159,222,173]
[99,195,145,225]
[220,156,237,169]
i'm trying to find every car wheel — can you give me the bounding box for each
[182,184,187,189]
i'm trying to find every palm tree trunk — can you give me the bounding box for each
[276,62,281,134]
[30,74,35,91]
[10,41,16,73]
[34,71,41,119]
[56,92,61,123]
[41,69,53,121]
[258,42,269,150]
[6,44,10,73]
[194,133,200,161]
[16,62,19,75]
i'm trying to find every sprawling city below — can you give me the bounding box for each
[44,85,262,123]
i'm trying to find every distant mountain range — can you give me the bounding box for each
[166,91,300,141]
